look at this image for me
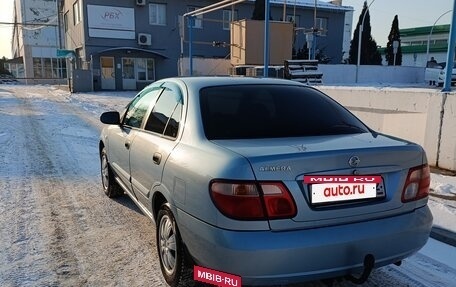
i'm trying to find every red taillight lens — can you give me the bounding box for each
[260,183,297,219]
[210,181,265,220]
[210,181,296,220]
[402,164,430,203]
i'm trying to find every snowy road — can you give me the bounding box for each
[0,85,455,287]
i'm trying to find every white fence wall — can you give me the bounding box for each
[179,57,427,85]
[439,95,456,170]
[178,58,456,170]
[319,87,456,171]
[318,65,425,85]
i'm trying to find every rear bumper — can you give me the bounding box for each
[177,206,433,286]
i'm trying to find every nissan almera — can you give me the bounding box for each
[99,77,432,286]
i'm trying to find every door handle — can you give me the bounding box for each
[125,140,131,149]
[153,152,162,165]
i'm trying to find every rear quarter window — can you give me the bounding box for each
[200,84,369,140]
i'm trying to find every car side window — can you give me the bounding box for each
[144,84,183,138]
[123,86,162,128]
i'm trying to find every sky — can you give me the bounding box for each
[0,0,454,58]
[343,0,454,46]
[0,0,14,58]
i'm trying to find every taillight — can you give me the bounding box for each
[401,164,430,203]
[260,183,297,219]
[210,181,297,220]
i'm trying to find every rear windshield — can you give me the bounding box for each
[200,84,369,140]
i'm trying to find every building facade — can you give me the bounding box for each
[60,0,352,91]
[9,0,67,84]
[397,24,451,67]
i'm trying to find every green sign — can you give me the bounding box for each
[57,49,75,58]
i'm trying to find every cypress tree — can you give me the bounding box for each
[349,1,382,65]
[385,15,402,66]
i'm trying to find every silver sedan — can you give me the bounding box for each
[99,77,433,287]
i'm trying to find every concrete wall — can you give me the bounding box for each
[439,95,456,170]
[318,64,425,85]
[190,60,427,85]
[319,86,456,171]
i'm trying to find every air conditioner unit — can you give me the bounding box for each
[138,33,152,46]
[136,0,146,6]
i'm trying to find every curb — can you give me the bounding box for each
[430,226,456,247]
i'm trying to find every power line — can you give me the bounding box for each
[0,21,57,27]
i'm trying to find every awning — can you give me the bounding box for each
[95,47,168,59]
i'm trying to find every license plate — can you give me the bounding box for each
[305,176,382,204]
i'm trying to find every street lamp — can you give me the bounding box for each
[425,9,452,64]
[356,0,377,83]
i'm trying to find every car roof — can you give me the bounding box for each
[160,76,307,90]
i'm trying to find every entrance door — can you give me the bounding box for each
[100,57,115,90]
[122,58,136,90]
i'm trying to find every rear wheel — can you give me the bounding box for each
[100,147,123,198]
[157,204,193,287]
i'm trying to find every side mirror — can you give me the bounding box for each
[100,111,121,125]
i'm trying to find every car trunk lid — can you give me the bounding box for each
[212,133,425,230]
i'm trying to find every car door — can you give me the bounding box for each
[107,85,162,193]
[129,82,184,209]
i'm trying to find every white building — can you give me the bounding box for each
[9,0,67,84]
[398,24,450,67]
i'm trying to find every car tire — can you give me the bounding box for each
[100,147,123,198]
[157,204,193,287]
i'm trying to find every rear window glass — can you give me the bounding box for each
[200,85,369,140]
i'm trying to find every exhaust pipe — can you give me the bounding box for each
[345,254,375,285]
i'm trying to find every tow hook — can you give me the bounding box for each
[346,254,375,284]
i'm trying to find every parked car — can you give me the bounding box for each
[424,61,456,86]
[99,77,432,287]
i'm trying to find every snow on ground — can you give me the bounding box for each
[429,173,456,233]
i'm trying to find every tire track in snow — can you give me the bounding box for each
[0,86,166,286]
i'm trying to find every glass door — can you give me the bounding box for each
[100,57,115,90]
[122,58,136,90]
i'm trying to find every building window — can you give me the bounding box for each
[286,14,300,26]
[316,17,327,36]
[73,0,82,25]
[188,7,203,29]
[149,3,166,26]
[33,58,67,79]
[44,58,52,78]
[33,58,43,78]
[6,63,25,78]
[223,9,238,30]
[64,12,69,31]
[434,39,448,45]
[137,58,155,81]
